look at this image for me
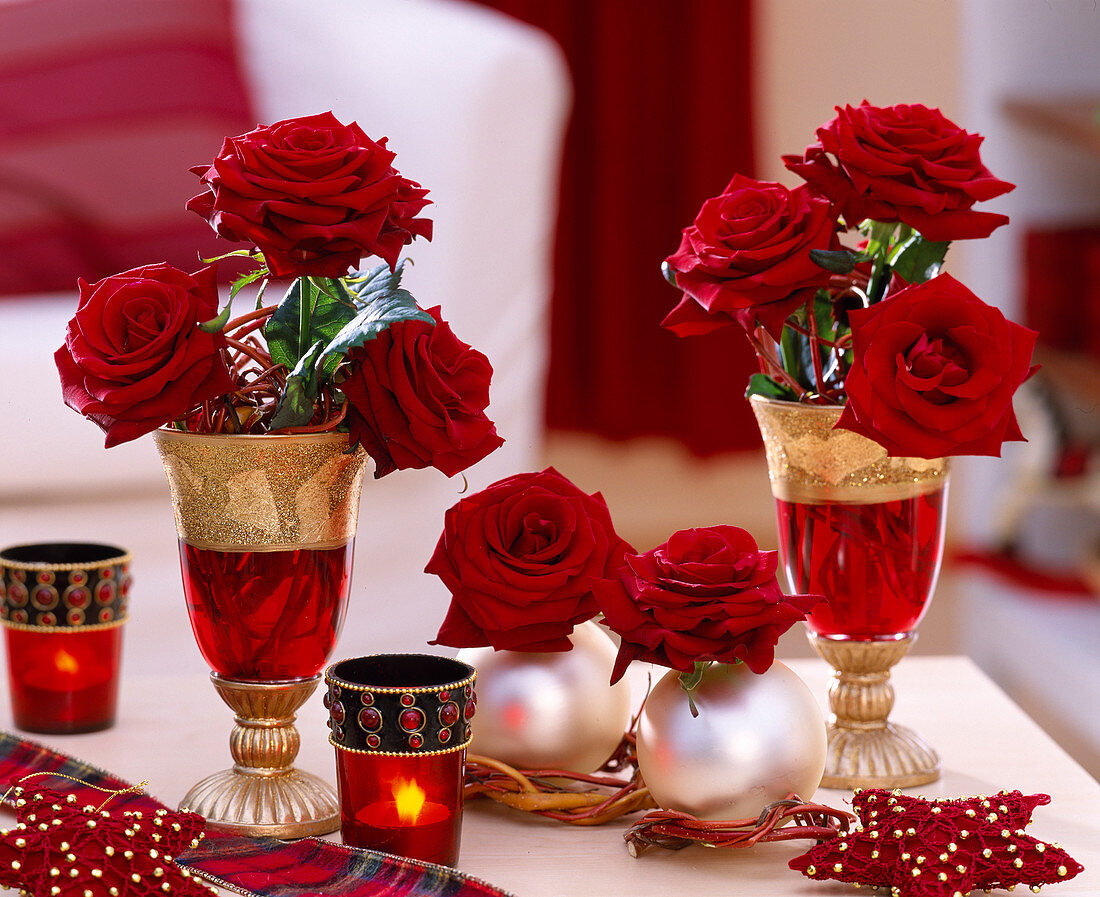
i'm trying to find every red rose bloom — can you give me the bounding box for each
[342,307,503,478]
[835,274,1038,458]
[187,111,432,278]
[595,526,820,683]
[783,101,1014,241]
[428,468,633,652]
[662,174,840,338]
[54,263,235,447]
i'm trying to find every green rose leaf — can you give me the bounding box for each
[745,373,797,402]
[197,302,231,334]
[268,339,325,430]
[264,277,358,379]
[678,660,715,718]
[230,267,269,302]
[893,237,950,284]
[323,261,435,358]
[809,248,860,274]
[778,323,811,391]
[347,260,409,304]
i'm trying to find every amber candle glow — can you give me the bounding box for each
[325,654,476,866]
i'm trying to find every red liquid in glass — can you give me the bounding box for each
[5,627,123,733]
[775,485,948,640]
[179,541,353,681]
[335,749,465,866]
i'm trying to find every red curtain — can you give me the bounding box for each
[470,0,760,455]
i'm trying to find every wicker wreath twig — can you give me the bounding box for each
[464,744,657,826]
[624,796,856,856]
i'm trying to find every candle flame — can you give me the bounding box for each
[392,778,426,824]
[54,649,79,675]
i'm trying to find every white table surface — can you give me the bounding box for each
[1,656,1097,896]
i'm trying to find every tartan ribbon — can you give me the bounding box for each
[0,730,514,897]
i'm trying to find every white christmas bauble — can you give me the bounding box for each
[458,620,631,773]
[637,660,826,819]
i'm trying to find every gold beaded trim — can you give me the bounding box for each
[325,654,476,695]
[325,673,477,695]
[328,734,471,757]
[1,616,128,633]
[0,552,131,572]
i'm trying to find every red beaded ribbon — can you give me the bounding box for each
[0,730,514,897]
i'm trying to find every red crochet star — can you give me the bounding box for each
[790,788,1083,896]
[0,783,216,897]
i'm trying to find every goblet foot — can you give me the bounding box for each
[810,634,940,790]
[821,721,940,790]
[180,767,339,838]
[181,673,339,838]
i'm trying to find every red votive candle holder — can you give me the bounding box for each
[324,654,476,866]
[0,543,131,734]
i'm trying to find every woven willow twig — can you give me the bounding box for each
[624,796,855,856]
[464,745,657,826]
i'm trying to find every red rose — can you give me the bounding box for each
[595,526,820,683]
[54,263,235,447]
[342,307,503,478]
[427,468,633,652]
[187,111,432,278]
[662,174,840,338]
[783,101,1014,241]
[835,274,1038,458]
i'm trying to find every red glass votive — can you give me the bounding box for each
[0,543,131,734]
[325,654,476,866]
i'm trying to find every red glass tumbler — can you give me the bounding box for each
[0,543,131,734]
[325,654,476,866]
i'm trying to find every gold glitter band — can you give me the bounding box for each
[153,429,369,550]
[180,537,351,554]
[750,396,948,505]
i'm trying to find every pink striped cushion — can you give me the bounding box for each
[0,0,255,296]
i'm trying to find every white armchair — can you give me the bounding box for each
[0,0,570,675]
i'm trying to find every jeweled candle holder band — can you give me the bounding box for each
[325,655,476,866]
[325,655,476,756]
[0,543,131,735]
[0,543,131,631]
[750,396,948,789]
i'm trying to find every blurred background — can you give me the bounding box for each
[1,0,1098,776]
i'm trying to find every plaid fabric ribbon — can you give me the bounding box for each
[0,730,514,897]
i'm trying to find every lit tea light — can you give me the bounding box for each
[54,648,80,676]
[358,776,452,832]
[394,778,425,823]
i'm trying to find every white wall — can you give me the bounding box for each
[956,0,1100,542]
[755,0,962,185]
[757,0,1100,544]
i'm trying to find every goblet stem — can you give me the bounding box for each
[179,674,339,838]
[810,634,939,789]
